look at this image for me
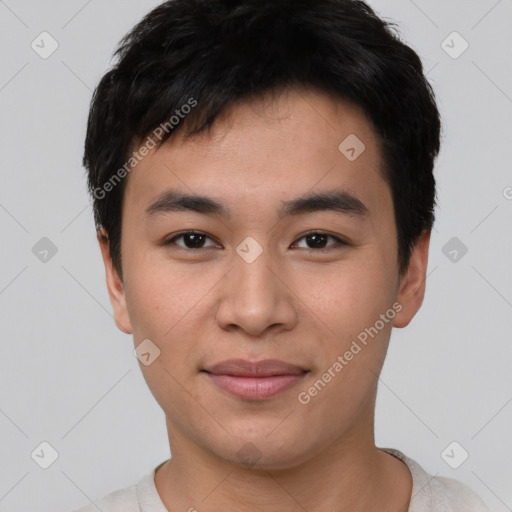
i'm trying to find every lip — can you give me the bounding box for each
[202,359,308,400]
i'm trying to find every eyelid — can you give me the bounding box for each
[164,230,221,248]
[164,229,348,251]
[291,230,348,250]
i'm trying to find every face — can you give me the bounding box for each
[99,86,429,470]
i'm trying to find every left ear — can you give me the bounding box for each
[393,230,431,328]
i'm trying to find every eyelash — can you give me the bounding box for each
[164,230,348,252]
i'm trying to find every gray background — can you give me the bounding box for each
[0,0,511,510]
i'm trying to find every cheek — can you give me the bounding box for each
[122,254,223,393]
[123,264,211,405]
[347,261,397,326]
[300,255,396,331]
[122,244,213,340]
[296,251,398,392]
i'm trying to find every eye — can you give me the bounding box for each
[165,231,220,250]
[164,230,347,252]
[292,231,347,251]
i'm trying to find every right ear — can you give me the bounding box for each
[97,227,133,334]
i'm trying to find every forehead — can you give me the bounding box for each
[124,87,389,220]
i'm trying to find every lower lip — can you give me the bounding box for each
[204,372,306,400]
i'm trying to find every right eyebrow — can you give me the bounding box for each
[145,190,231,219]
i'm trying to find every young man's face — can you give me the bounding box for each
[100,87,429,469]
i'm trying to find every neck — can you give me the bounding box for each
[154,408,412,511]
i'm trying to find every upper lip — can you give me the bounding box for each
[203,359,308,377]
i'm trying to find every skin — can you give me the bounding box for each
[98,86,430,511]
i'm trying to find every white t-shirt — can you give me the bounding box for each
[71,448,490,512]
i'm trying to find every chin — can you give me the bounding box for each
[208,425,318,471]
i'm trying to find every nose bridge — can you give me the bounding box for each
[215,239,298,336]
[236,248,278,304]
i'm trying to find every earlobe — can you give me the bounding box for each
[97,227,133,334]
[393,230,431,329]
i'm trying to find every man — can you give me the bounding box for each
[74,0,490,510]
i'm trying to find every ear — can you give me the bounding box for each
[97,227,133,334]
[393,230,431,329]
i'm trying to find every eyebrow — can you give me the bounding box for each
[145,188,369,220]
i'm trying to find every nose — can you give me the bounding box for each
[215,245,299,337]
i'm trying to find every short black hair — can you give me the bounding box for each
[84,0,441,278]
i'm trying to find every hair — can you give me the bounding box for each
[84,0,441,279]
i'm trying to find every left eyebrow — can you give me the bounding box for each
[278,189,369,219]
[145,188,369,220]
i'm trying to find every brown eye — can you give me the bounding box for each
[166,231,219,249]
[293,232,346,251]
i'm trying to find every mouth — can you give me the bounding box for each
[201,359,309,400]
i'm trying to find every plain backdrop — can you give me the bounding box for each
[0,1,511,511]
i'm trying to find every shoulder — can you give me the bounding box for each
[380,448,490,512]
[428,475,491,512]
[70,480,139,512]
[70,463,168,512]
